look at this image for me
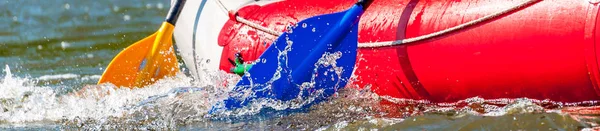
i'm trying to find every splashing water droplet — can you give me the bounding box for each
[113,6,119,12]
[312,28,316,32]
[61,41,70,49]
[302,23,307,28]
[64,3,70,10]
[4,65,12,80]
[157,3,164,9]
[123,15,131,21]
[286,25,294,33]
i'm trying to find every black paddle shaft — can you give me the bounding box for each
[165,0,187,25]
[357,0,374,9]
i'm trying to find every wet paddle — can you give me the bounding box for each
[97,0,186,88]
[211,0,374,112]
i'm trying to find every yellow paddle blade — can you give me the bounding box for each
[97,22,179,88]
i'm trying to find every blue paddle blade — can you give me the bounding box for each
[210,4,365,113]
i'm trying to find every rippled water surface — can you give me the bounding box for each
[3,0,600,130]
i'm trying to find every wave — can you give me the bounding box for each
[37,74,79,81]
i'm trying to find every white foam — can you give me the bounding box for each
[64,3,70,10]
[0,64,193,123]
[81,75,101,81]
[4,65,12,80]
[36,74,79,81]
[123,15,131,21]
[0,63,245,126]
[60,41,70,49]
[157,3,164,9]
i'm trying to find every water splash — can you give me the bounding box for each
[3,62,600,130]
[0,65,202,125]
[210,34,353,117]
[3,63,600,130]
[1,65,59,123]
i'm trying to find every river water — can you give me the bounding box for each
[2,0,600,130]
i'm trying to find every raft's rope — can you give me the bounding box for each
[215,0,283,36]
[218,0,541,48]
[360,0,541,48]
[214,0,230,15]
[236,16,283,36]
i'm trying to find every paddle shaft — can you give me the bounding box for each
[358,0,374,9]
[166,0,187,25]
[133,0,187,86]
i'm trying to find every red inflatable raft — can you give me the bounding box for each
[212,0,600,102]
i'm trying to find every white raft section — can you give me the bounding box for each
[173,0,280,81]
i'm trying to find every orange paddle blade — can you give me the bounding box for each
[97,22,179,88]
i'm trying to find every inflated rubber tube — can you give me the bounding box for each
[214,0,600,102]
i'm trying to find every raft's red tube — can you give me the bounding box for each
[217,0,600,102]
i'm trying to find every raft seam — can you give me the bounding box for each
[584,2,600,97]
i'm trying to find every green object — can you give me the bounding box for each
[231,64,253,75]
[230,56,253,75]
